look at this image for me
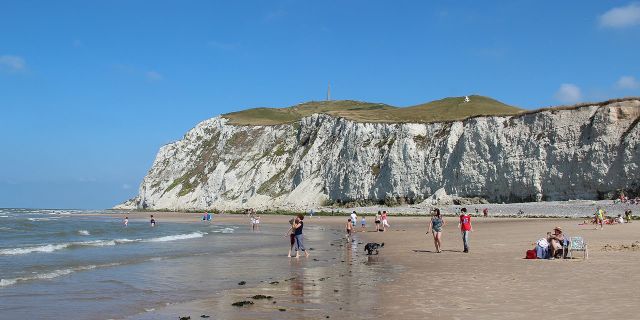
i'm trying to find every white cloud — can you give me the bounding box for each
[0,55,26,72]
[616,75,640,90]
[554,83,582,104]
[599,2,640,28]
[145,71,163,81]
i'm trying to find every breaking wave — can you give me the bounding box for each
[0,232,206,256]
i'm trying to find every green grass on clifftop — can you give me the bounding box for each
[222,95,523,125]
[223,100,396,125]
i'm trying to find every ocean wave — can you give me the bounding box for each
[78,230,90,236]
[0,243,71,255]
[0,263,120,287]
[212,227,235,234]
[0,232,206,255]
[0,239,134,255]
[146,232,206,242]
[27,217,53,222]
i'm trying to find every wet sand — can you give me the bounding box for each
[109,212,640,320]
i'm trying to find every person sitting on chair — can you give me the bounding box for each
[548,227,565,259]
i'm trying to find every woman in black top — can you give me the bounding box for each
[292,214,309,258]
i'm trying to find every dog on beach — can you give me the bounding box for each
[364,242,384,255]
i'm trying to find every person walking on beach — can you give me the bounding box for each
[292,214,309,258]
[595,207,605,230]
[253,214,260,231]
[285,218,296,257]
[427,208,445,253]
[483,208,488,218]
[458,208,472,253]
[124,216,128,227]
[381,211,390,231]
[350,211,357,228]
[150,215,156,227]
[625,209,633,223]
[375,211,381,231]
[360,216,366,231]
[346,218,353,240]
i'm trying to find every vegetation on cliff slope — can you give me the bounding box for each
[223,95,523,125]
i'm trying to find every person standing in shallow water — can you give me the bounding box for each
[427,208,445,253]
[458,208,472,253]
[150,215,156,227]
[285,218,296,257]
[292,214,309,258]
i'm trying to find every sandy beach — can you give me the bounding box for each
[106,210,640,320]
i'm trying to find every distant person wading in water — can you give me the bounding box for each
[292,214,309,258]
[150,215,156,227]
[427,208,445,253]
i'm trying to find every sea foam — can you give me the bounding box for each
[146,232,206,242]
[0,263,119,287]
[0,243,71,255]
[0,232,206,255]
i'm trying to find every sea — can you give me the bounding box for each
[0,208,347,319]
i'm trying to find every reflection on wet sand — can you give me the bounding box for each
[132,225,402,320]
[288,259,305,304]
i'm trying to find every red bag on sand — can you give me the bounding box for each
[525,249,537,259]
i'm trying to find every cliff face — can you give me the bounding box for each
[117,99,640,210]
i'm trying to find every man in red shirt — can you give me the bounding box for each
[458,208,473,253]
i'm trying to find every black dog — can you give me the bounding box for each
[364,242,384,255]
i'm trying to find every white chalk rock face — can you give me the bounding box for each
[116,99,640,210]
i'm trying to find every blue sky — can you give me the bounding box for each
[1,1,639,209]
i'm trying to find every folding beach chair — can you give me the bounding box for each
[567,236,588,259]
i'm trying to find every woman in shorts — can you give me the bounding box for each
[427,208,445,253]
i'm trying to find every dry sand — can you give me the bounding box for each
[113,212,640,320]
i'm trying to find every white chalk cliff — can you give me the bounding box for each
[117,99,640,210]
